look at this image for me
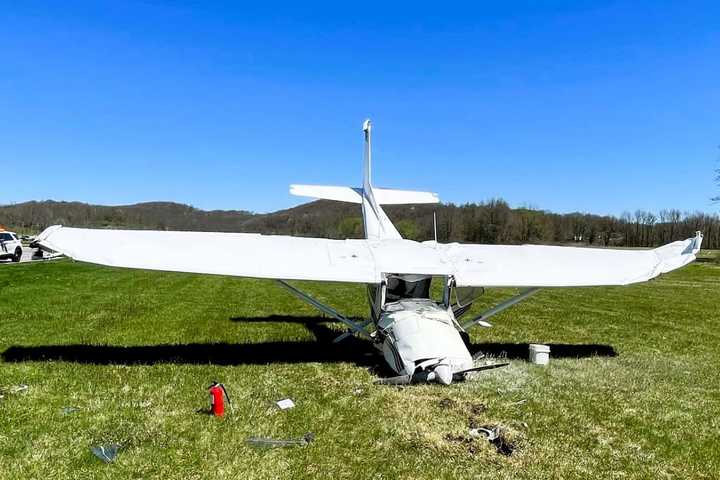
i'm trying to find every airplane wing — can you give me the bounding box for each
[441,233,703,287]
[34,226,381,283]
[35,226,702,287]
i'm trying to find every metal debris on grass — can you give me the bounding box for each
[275,398,295,410]
[469,427,498,441]
[246,432,315,448]
[472,425,517,456]
[61,406,80,416]
[91,444,121,463]
[446,424,518,457]
[0,384,29,400]
[469,402,487,415]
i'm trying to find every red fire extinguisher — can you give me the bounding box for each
[208,381,231,417]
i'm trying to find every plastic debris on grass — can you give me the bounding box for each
[61,406,80,416]
[246,432,315,448]
[91,444,121,463]
[275,398,295,410]
[0,384,29,400]
[445,425,517,456]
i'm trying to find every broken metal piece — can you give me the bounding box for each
[469,427,498,441]
[91,444,121,463]
[9,384,29,394]
[276,398,295,410]
[246,432,315,448]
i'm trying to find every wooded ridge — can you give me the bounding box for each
[2,199,719,249]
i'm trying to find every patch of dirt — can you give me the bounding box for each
[438,397,456,409]
[491,434,515,456]
[438,398,520,456]
[445,425,518,457]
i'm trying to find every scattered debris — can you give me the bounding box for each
[469,427,497,440]
[510,398,527,406]
[276,398,295,410]
[91,444,121,463]
[61,406,80,416]
[9,384,29,394]
[469,402,487,415]
[472,350,486,361]
[473,425,517,456]
[445,424,518,457]
[246,432,315,448]
[0,384,29,400]
[438,397,456,409]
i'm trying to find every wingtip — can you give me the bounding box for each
[36,224,63,242]
[694,231,704,253]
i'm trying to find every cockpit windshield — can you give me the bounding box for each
[385,274,431,302]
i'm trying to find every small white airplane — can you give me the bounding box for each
[36,120,703,385]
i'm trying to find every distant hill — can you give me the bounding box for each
[1,199,718,249]
[0,200,254,233]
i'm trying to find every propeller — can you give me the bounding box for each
[376,363,508,385]
[453,362,510,381]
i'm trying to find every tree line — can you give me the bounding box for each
[1,199,718,249]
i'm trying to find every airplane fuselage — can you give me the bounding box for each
[374,298,474,384]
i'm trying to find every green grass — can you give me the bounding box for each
[1,258,719,479]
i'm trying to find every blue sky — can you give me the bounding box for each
[1,1,718,215]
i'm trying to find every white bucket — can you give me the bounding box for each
[529,344,550,365]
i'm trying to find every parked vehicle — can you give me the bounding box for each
[0,231,23,262]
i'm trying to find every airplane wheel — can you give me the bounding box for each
[12,248,21,262]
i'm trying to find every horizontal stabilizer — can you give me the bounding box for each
[373,188,440,204]
[289,185,362,203]
[290,184,439,205]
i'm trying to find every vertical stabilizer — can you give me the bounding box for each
[362,119,372,190]
[360,119,402,240]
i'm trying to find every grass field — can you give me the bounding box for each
[1,256,719,479]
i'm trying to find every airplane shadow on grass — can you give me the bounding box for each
[1,316,378,368]
[1,315,616,367]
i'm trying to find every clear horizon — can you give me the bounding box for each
[2,1,719,217]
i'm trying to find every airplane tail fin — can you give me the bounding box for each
[362,119,372,190]
[289,119,437,239]
[290,119,439,206]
